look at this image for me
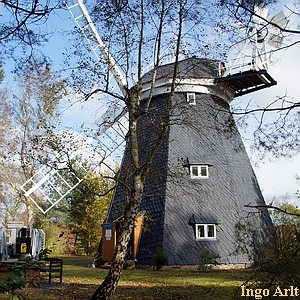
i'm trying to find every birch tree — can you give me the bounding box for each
[65,1,234,299]
[0,56,66,225]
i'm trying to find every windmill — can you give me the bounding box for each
[20,1,287,265]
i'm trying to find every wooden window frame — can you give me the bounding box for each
[195,224,216,240]
[187,92,196,105]
[190,165,209,179]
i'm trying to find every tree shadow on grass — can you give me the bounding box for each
[113,283,239,300]
[1,268,251,300]
[5,281,241,300]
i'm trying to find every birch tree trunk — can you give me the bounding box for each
[91,90,145,300]
[91,1,184,298]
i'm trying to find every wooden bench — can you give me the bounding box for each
[40,258,63,284]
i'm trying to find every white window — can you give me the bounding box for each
[196,224,216,239]
[190,165,209,179]
[187,93,196,105]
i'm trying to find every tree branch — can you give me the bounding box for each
[232,102,300,115]
[245,204,300,217]
[238,3,300,35]
[1,0,50,16]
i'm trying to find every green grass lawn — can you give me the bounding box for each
[1,256,251,300]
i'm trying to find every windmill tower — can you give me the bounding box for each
[103,57,272,265]
[99,6,287,266]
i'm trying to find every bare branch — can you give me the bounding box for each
[237,3,300,35]
[245,203,300,217]
[232,102,300,115]
[1,0,51,16]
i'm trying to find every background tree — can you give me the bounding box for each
[234,203,300,299]
[0,56,66,225]
[0,63,4,82]
[67,169,114,256]
[0,88,19,225]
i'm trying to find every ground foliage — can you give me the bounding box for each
[0,260,30,299]
[0,256,252,300]
[198,249,221,272]
[152,248,168,271]
[234,204,300,299]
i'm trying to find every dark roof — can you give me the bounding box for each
[142,57,220,83]
[189,213,220,224]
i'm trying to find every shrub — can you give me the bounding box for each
[233,204,300,298]
[153,248,168,270]
[0,257,35,300]
[33,218,68,256]
[198,249,220,272]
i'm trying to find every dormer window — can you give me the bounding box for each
[189,214,218,240]
[187,93,196,105]
[190,165,209,179]
[196,224,216,240]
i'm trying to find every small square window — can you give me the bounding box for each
[190,165,209,179]
[187,93,196,105]
[196,224,216,239]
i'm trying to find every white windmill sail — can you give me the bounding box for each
[20,133,97,214]
[21,0,129,214]
[224,6,288,75]
[267,10,288,48]
[65,0,127,97]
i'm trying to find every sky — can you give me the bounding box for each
[236,0,300,206]
[1,0,299,207]
[247,53,300,206]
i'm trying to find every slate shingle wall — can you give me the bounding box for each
[164,91,271,264]
[106,93,170,264]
